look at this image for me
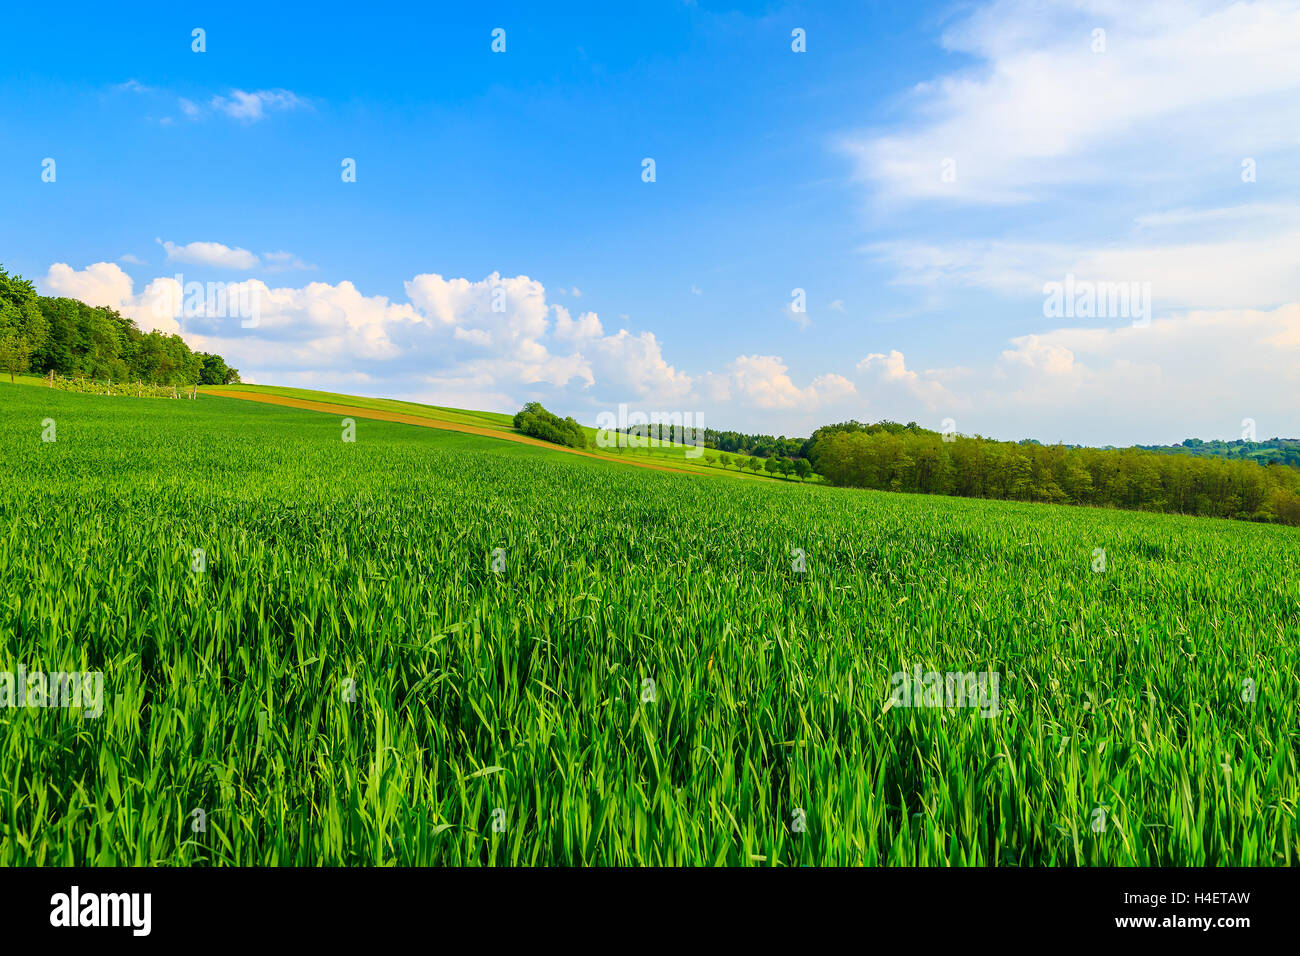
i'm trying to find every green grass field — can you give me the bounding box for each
[1,380,1297,865]
[199,381,798,482]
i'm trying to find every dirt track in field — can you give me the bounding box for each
[203,389,723,478]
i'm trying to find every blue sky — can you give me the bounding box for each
[4,0,1299,444]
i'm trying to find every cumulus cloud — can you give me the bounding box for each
[43,262,133,310]
[857,350,955,411]
[728,355,856,410]
[35,262,861,430]
[552,306,603,341]
[42,262,182,334]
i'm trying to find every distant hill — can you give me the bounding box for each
[1136,438,1300,469]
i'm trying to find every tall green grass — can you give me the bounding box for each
[1,382,1296,865]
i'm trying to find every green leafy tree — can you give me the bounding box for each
[0,330,31,382]
[513,402,587,449]
[0,266,236,386]
[0,264,49,377]
[199,353,242,385]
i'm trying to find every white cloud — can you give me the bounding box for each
[999,336,1076,376]
[35,262,861,431]
[261,251,316,273]
[857,350,955,411]
[727,355,855,411]
[809,372,857,404]
[580,328,693,404]
[869,230,1300,311]
[209,89,306,122]
[898,306,1300,443]
[844,0,1300,204]
[552,306,604,341]
[42,262,134,311]
[41,257,1299,444]
[155,240,315,274]
[41,262,182,334]
[159,239,260,270]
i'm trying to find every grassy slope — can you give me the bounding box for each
[1,381,1298,865]
[200,382,798,483]
[206,383,519,430]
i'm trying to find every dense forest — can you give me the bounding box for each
[0,264,239,386]
[807,421,1300,526]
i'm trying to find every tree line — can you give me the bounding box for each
[703,452,814,480]
[0,264,239,386]
[702,419,928,460]
[1139,437,1300,470]
[702,428,810,459]
[807,422,1300,526]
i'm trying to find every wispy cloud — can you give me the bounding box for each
[843,0,1300,205]
[261,251,317,273]
[112,79,153,95]
[156,239,315,272]
[158,239,260,270]
[209,89,307,123]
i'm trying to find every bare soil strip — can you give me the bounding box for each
[204,389,720,478]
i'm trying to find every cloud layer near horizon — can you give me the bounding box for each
[39,259,1300,445]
